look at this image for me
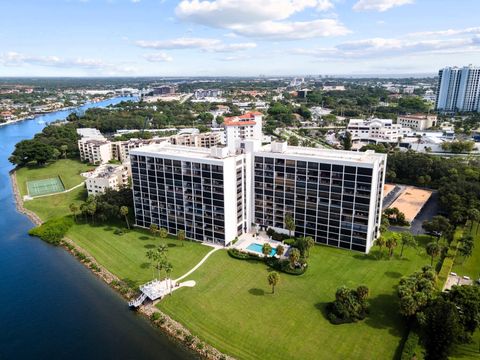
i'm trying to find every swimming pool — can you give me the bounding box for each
[246,243,277,256]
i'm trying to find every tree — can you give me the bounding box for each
[120,206,129,229]
[285,214,295,237]
[375,236,385,253]
[426,241,441,266]
[356,285,369,302]
[267,271,280,294]
[342,131,352,150]
[385,235,398,258]
[305,236,315,257]
[86,201,97,224]
[262,243,272,259]
[149,223,159,237]
[399,232,417,257]
[288,248,300,269]
[164,262,174,294]
[397,266,437,318]
[158,244,168,258]
[458,241,473,263]
[327,285,370,324]
[423,298,462,360]
[423,216,452,241]
[177,230,186,246]
[158,228,168,241]
[146,249,158,278]
[445,285,480,337]
[276,244,284,257]
[467,208,480,233]
[9,139,56,166]
[69,203,78,222]
[60,144,68,159]
[288,135,299,146]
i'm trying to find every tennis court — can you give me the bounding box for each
[27,177,65,197]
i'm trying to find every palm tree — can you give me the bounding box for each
[262,243,272,259]
[356,285,369,302]
[375,236,386,252]
[385,235,398,258]
[120,206,129,229]
[150,223,159,237]
[289,248,301,269]
[158,244,168,259]
[146,249,157,279]
[177,230,186,246]
[276,244,285,257]
[400,232,417,258]
[164,262,174,294]
[86,202,97,224]
[69,203,78,222]
[468,208,480,233]
[80,203,88,223]
[426,242,441,266]
[285,214,295,238]
[267,271,280,294]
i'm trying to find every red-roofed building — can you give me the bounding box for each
[223,111,263,151]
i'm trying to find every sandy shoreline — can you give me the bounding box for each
[9,169,231,360]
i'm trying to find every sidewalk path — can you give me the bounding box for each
[24,181,85,201]
[175,246,221,282]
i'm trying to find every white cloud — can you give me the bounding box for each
[292,29,480,60]
[175,0,347,40]
[135,37,256,52]
[143,52,173,62]
[0,51,137,75]
[353,0,413,12]
[407,27,480,38]
[230,19,350,40]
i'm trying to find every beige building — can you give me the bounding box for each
[78,138,112,165]
[170,132,221,148]
[84,164,129,196]
[397,114,437,131]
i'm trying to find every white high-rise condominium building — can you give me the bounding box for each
[130,140,386,253]
[436,65,480,112]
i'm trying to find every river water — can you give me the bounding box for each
[0,97,193,359]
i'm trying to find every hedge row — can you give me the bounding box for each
[227,248,307,275]
[437,225,463,289]
[28,217,74,245]
[400,329,420,360]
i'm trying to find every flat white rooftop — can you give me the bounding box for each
[130,143,235,161]
[257,144,386,165]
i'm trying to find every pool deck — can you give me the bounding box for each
[233,232,290,259]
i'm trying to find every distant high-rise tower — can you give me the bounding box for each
[435,65,480,112]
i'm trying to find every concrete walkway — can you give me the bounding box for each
[174,246,221,282]
[24,181,85,201]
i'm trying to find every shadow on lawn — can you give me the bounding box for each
[167,243,177,248]
[139,236,150,240]
[140,262,150,269]
[384,271,402,278]
[144,244,156,249]
[314,302,330,320]
[364,294,402,337]
[248,288,265,296]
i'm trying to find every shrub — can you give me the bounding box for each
[284,238,296,245]
[185,334,195,345]
[150,312,162,321]
[28,217,73,245]
[401,330,420,360]
[113,228,125,236]
[227,248,260,260]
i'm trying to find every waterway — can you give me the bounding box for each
[0,97,193,359]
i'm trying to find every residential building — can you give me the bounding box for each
[84,164,129,196]
[397,114,437,131]
[78,138,112,165]
[347,118,409,143]
[131,143,253,245]
[254,142,386,253]
[223,111,263,151]
[436,65,480,112]
[76,128,104,139]
[170,132,221,148]
[193,89,223,99]
[151,85,176,96]
[130,140,386,253]
[111,138,168,163]
[322,85,346,91]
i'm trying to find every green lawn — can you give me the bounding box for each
[25,186,87,221]
[453,222,480,280]
[67,223,212,287]
[16,159,94,196]
[158,243,432,360]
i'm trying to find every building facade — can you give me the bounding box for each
[397,114,437,131]
[78,138,112,165]
[170,132,221,148]
[436,65,480,112]
[84,164,129,196]
[130,141,385,253]
[347,118,409,143]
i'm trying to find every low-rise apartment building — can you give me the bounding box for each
[84,164,129,196]
[170,132,221,148]
[223,111,263,150]
[397,114,437,130]
[347,118,409,143]
[78,138,112,165]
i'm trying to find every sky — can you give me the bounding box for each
[0,0,479,77]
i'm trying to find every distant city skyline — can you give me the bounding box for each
[1,0,479,77]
